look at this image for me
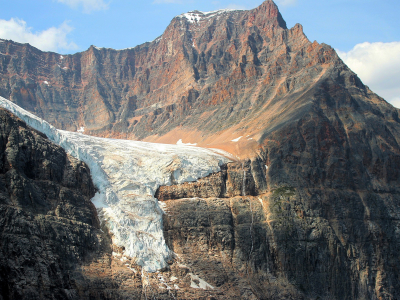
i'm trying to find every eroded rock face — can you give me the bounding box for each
[153,82,400,298]
[0,109,149,300]
[0,108,97,298]
[156,113,400,299]
[160,187,400,299]
[155,160,262,200]
[0,0,348,154]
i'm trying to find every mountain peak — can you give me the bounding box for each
[177,8,243,24]
[175,1,287,31]
[251,0,287,29]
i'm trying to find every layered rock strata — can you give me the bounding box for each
[155,160,262,200]
[0,109,145,300]
[156,118,400,299]
[0,0,383,158]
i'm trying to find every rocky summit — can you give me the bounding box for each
[1,0,400,299]
[0,0,369,156]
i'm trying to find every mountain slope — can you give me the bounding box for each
[0,107,102,299]
[2,0,393,157]
[1,0,400,299]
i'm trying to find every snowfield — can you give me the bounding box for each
[0,96,232,272]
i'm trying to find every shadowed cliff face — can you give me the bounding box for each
[0,109,153,300]
[154,77,400,298]
[158,159,400,299]
[0,108,98,299]
[153,82,400,297]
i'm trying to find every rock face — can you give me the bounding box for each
[159,158,400,299]
[0,109,148,300]
[0,107,96,298]
[0,0,368,156]
[155,161,260,200]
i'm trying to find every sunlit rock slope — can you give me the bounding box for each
[1,0,391,158]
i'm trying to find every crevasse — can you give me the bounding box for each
[0,96,232,272]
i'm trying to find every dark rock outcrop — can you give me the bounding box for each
[160,175,400,299]
[155,160,261,200]
[0,109,148,300]
[157,95,400,299]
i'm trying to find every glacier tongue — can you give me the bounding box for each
[0,96,232,272]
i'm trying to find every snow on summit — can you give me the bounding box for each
[0,96,232,272]
[179,9,242,23]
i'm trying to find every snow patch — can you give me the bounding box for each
[0,96,231,273]
[179,9,241,24]
[189,273,214,290]
[231,136,242,142]
[258,197,264,208]
[158,201,168,212]
[153,36,162,43]
[77,127,85,133]
[158,274,173,290]
[43,81,49,85]
[180,12,203,23]
[60,55,64,60]
[176,139,197,146]
[208,148,236,160]
[201,8,242,15]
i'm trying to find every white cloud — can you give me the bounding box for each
[275,0,298,7]
[56,0,108,13]
[337,42,400,108]
[0,18,78,52]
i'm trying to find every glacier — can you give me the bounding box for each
[0,96,232,272]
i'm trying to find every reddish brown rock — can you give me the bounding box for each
[0,0,362,158]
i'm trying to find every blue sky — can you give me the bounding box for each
[1,0,399,106]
